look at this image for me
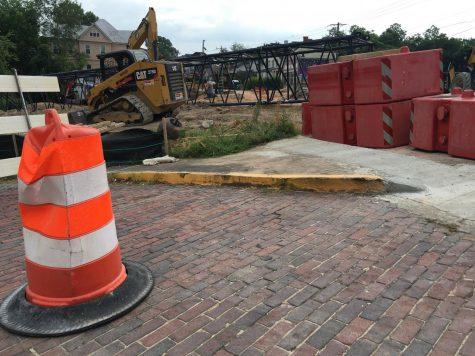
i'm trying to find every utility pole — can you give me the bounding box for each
[329,22,347,34]
[202,40,207,53]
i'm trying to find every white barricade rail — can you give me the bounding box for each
[0,75,68,178]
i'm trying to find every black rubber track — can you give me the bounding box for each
[101,129,163,163]
[0,261,153,337]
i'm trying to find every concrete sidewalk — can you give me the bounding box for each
[112,136,475,233]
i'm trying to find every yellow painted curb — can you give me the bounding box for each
[109,171,385,193]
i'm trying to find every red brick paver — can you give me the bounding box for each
[0,182,473,355]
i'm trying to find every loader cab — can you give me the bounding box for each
[97,49,150,81]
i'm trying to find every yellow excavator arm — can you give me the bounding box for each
[127,7,158,61]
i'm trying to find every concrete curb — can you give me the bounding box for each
[108,171,386,193]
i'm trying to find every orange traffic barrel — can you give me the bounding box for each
[0,109,153,336]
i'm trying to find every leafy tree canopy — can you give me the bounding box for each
[333,23,473,70]
[0,34,17,74]
[157,36,179,60]
[379,23,407,48]
[230,43,246,51]
[0,0,98,74]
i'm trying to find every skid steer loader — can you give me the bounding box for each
[83,7,187,125]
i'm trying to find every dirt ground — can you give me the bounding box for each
[1,101,303,131]
[0,102,85,117]
[173,103,303,130]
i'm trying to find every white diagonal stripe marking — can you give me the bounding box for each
[382,82,393,98]
[383,112,393,128]
[381,62,392,78]
[384,131,394,145]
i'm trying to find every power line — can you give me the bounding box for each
[406,6,475,33]
[452,27,475,36]
[280,0,470,46]
[305,0,431,39]
[342,0,419,26]
[439,20,475,30]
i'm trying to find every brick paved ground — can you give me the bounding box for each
[0,182,473,355]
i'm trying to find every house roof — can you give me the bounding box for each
[78,19,132,44]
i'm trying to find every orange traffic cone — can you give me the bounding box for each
[0,109,153,336]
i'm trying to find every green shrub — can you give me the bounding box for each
[171,112,297,158]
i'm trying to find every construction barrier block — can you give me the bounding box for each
[353,47,443,104]
[411,93,457,152]
[356,100,412,148]
[302,102,312,136]
[307,61,353,106]
[449,90,475,159]
[310,105,357,145]
[0,109,153,337]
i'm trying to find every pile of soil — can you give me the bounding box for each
[1,101,303,131]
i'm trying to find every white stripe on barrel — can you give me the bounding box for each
[24,219,119,268]
[18,163,109,206]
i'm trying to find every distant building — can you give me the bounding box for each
[77,20,132,69]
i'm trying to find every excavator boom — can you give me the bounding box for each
[127,7,158,61]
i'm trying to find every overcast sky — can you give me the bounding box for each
[79,0,474,55]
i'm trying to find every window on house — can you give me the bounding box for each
[86,64,92,69]
[100,45,106,54]
[85,44,90,55]
[89,32,99,37]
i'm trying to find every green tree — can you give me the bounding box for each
[347,22,473,71]
[45,0,91,70]
[157,36,179,59]
[379,23,406,48]
[0,0,43,73]
[349,25,375,40]
[82,11,98,25]
[0,0,96,74]
[327,26,346,38]
[0,34,17,74]
[404,26,472,70]
[231,43,246,51]
[349,25,388,51]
